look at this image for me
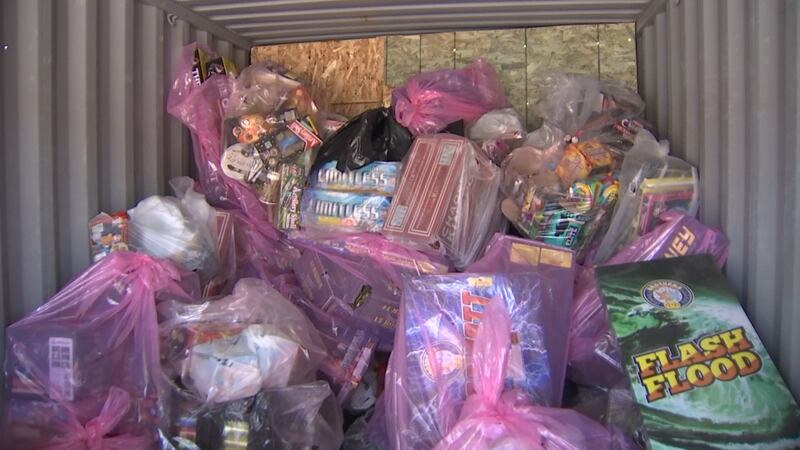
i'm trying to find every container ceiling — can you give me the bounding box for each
[164,0,652,45]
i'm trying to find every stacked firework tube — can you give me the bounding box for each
[501,138,622,258]
[300,161,400,233]
[382,134,504,269]
[220,64,322,230]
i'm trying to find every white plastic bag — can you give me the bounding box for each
[468,108,526,165]
[128,177,218,275]
[186,323,313,403]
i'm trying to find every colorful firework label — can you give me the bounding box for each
[596,255,800,449]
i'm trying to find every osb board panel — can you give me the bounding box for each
[250,37,386,108]
[420,32,455,72]
[526,25,601,129]
[251,25,636,123]
[502,68,528,126]
[599,23,637,90]
[455,29,527,126]
[329,102,383,119]
[455,29,526,68]
[386,35,421,87]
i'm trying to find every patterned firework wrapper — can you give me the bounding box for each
[387,271,576,450]
[278,163,305,230]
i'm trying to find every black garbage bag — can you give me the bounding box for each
[313,107,413,172]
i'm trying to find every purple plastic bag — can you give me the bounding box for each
[467,233,577,275]
[392,59,508,136]
[567,210,730,387]
[384,271,576,450]
[3,252,196,449]
[291,233,451,351]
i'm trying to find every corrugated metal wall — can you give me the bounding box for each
[0,0,249,374]
[637,0,800,398]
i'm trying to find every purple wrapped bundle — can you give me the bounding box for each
[297,295,378,404]
[385,270,576,450]
[291,234,450,351]
[568,210,730,387]
[467,232,577,275]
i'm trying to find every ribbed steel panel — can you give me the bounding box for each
[0,0,248,395]
[175,0,650,44]
[637,0,800,398]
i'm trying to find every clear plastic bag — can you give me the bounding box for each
[592,131,699,264]
[567,211,730,388]
[500,74,652,261]
[532,72,606,137]
[159,278,326,406]
[500,141,622,258]
[468,108,526,165]
[532,72,644,140]
[382,134,505,269]
[431,301,615,450]
[3,252,196,449]
[128,177,219,278]
[392,59,508,136]
[200,209,237,298]
[162,381,343,450]
[220,64,321,229]
[563,382,646,450]
[384,272,577,450]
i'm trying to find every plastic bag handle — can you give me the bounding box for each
[471,299,512,405]
[43,387,152,450]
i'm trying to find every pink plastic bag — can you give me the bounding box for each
[384,272,577,450]
[392,59,508,136]
[568,210,730,387]
[433,301,613,450]
[167,43,270,226]
[3,252,196,449]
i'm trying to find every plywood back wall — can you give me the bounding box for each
[251,24,636,129]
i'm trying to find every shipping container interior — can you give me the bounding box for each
[1,0,798,403]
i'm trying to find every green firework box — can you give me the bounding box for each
[596,254,800,449]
